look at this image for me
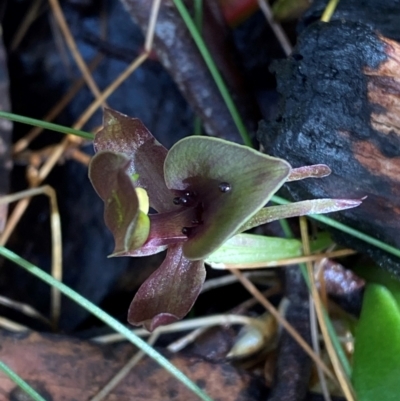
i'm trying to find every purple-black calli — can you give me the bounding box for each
[89,108,363,331]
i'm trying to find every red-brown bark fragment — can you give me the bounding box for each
[0,330,268,401]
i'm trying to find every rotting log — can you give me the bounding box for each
[259,21,400,276]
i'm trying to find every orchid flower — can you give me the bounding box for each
[89,109,362,331]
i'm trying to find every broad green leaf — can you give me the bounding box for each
[94,108,172,212]
[89,151,149,255]
[352,284,400,401]
[205,233,302,268]
[128,245,206,331]
[164,137,291,260]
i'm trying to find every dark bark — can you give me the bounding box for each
[259,21,400,276]
[299,0,400,42]
[268,266,312,401]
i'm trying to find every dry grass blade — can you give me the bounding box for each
[201,271,275,293]
[321,0,341,22]
[48,0,105,102]
[300,216,355,401]
[92,314,262,344]
[309,294,332,401]
[0,186,62,327]
[12,54,104,154]
[144,0,162,52]
[257,0,292,56]
[10,0,44,51]
[89,332,159,401]
[0,0,161,246]
[0,316,29,332]
[228,268,336,382]
[0,295,51,326]
[167,286,281,353]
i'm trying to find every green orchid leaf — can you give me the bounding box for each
[240,198,362,232]
[309,232,333,253]
[352,284,400,401]
[94,108,172,212]
[89,151,149,255]
[164,137,291,260]
[205,233,302,268]
[128,245,206,331]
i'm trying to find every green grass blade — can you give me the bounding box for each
[172,0,252,147]
[272,195,400,259]
[0,360,47,401]
[0,111,94,140]
[0,246,214,401]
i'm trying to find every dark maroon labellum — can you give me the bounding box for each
[173,197,181,205]
[181,227,191,235]
[218,182,232,193]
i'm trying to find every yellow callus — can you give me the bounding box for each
[135,187,149,215]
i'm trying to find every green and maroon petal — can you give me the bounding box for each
[95,108,172,212]
[128,245,206,331]
[89,151,149,255]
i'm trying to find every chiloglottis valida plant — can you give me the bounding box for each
[89,108,362,331]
